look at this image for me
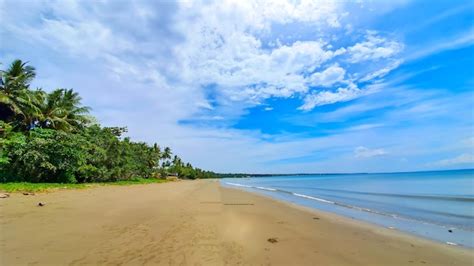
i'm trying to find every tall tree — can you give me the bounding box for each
[163,147,172,159]
[0,60,37,122]
[37,89,91,131]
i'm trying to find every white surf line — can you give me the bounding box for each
[256,186,277,191]
[225,182,278,191]
[292,193,335,204]
[225,182,253,188]
[291,193,407,221]
[228,184,404,219]
[226,182,466,235]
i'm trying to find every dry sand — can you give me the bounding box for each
[0,180,472,265]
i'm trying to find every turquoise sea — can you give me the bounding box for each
[221,169,474,247]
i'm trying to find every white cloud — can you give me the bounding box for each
[171,2,403,109]
[307,65,346,87]
[359,60,402,82]
[348,31,404,63]
[429,153,474,167]
[354,146,388,158]
[299,84,368,111]
[25,19,132,58]
[347,123,384,131]
[264,107,274,111]
[177,37,338,103]
[213,0,342,26]
[1,0,404,115]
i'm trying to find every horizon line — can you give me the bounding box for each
[218,168,473,176]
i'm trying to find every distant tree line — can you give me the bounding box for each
[0,59,218,183]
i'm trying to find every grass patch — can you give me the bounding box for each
[0,178,167,193]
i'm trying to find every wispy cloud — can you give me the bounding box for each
[354,146,388,158]
[299,83,381,111]
[428,154,474,167]
[299,84,364,111]
[346,124,384,131]
[405,4,473,33]
[404,30,474,61]
[347,31,404,63]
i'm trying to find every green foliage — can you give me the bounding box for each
[0,59,218,184]
[0,121,26,167]
[1,128,87,183]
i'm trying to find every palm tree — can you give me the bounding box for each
[60,89,91,130]
[150,144,161,169]
[163,147,172,160]
[0,60,37,122]
[17,89,44,129]
[161,147,172,166]
[37,89,91,131]
[1,59,36,91]
[172,155,182,167]
[1,60,90,131]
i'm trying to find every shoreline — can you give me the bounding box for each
[222,183,473,251]
[1,180,472,265]
[222,181,473,249]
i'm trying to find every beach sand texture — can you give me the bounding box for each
[1,180,472,265]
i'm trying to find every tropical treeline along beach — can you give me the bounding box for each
[0,59,218,187]
[1,60,473,265]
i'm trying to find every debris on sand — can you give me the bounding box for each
[0,193,9,198]
[313,217,320,220]
[267,238,278,243]
[23,192,35,196]
[38,202,45,207]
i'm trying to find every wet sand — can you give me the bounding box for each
[0,180,472,265]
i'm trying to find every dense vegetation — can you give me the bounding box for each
[0,59,218,183]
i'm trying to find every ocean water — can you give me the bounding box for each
[221,169,474,248]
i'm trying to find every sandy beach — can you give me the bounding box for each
[0,180,472,265]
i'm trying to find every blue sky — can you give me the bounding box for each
[1,0,473,173]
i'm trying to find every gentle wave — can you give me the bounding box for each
[274,185,474,202]
[292,193,334,204]
[226,182,394,217]
[256,186,277,191]
[224,182,472,231]
[314,191,474,220]
[225,182,252,188]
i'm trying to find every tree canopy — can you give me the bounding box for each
[0,59,218,183]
